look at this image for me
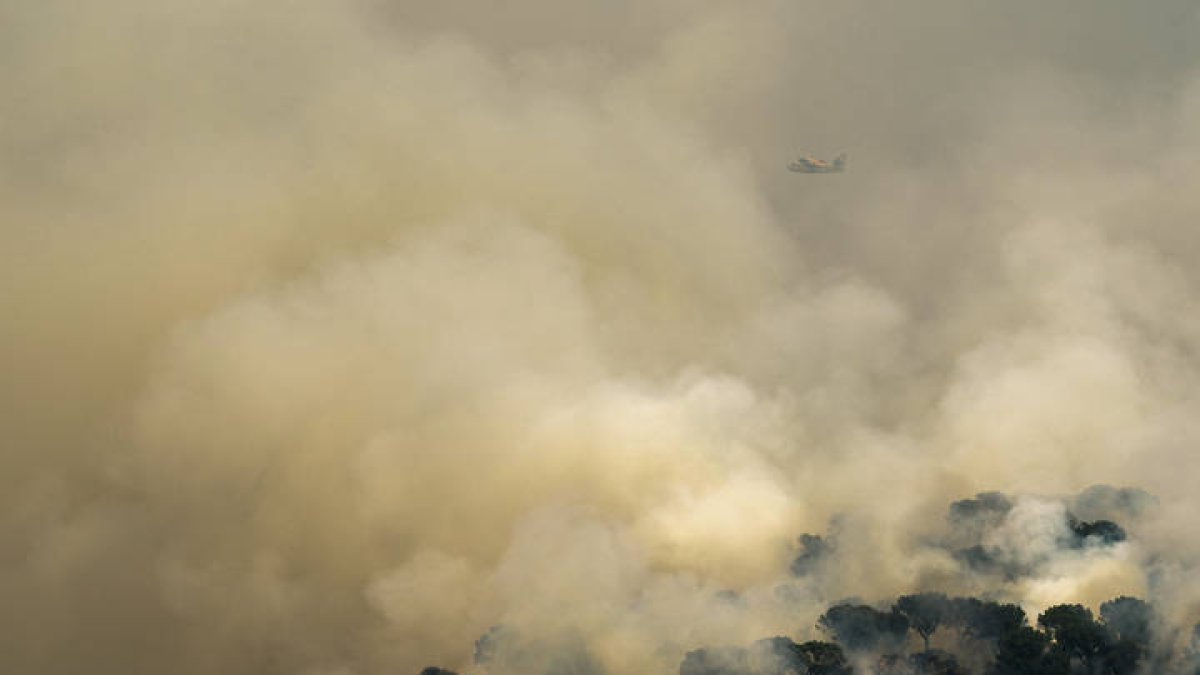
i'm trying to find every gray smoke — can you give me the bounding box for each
[3,1,1200,673]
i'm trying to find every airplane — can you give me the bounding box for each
[788,152,846,173]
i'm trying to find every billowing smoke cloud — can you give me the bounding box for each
[3,1,1200,673]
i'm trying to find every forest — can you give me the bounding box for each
[423,488,1200,675]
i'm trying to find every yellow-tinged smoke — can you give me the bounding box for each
[4,1,1200,673]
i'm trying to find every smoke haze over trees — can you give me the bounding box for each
[4,1,1200,673]
[427,492,1196,673]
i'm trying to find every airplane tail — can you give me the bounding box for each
[833,153,846,170]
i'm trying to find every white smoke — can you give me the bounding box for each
[4,1,1200,673]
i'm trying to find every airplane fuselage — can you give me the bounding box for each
[788,154,845,173]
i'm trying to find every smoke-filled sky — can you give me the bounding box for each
[4,2,1200,673]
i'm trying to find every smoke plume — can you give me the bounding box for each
[3,1,1200,673]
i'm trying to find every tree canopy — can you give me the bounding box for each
[818,603,910,653]
[895,593,951,652]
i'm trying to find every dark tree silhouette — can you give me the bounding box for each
[895,592,952,652]
[1103,639,1144,675]
[1071,485,1156,522]
[790,533,833,577]
[949,492,1014,522]
[793,640,852,675]
[818,603,909,653]
[907,649,968,675]
[673,595,1153,675]
[679,645,748,675]
[954,545,1004,574]
[1038,604,1109,672]
[992,626,1067,675]
[750,637,807,675]
[1099,596,1153,646]
[1067,518,1126,547]
[951,597,1027,644]
[678,638,850,675]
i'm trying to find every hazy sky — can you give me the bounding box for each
[4,2,1200,673]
